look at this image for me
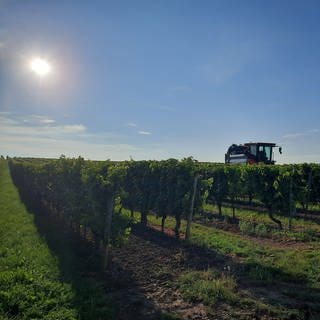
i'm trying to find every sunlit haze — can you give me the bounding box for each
[30,58,51,77]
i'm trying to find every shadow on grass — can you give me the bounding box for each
[295,212,320,226]
[12,180,162,320]
[133,224,231,271]
[207,202,320,228]
[136,224,320,319]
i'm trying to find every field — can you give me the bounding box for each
[143,212,320,319]
[0,160,78,319]
[0,160,116,320]
[2,158,320,319]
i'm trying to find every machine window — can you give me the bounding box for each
[258,146,267,161]
[264,146,271,161]
[249,145,257,156]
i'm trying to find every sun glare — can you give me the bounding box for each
[30,58,51,77]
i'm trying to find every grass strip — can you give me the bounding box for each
[0,160,77,319]
[147,214,320,287]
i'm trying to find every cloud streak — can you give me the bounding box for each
[0,113,140,160]
[126,122,137,127]
[282,129,319,139]
[0,120,87,137]
[62,124,86,133]
[138,131,151,135]
[124,120,152,136]
[40,119,56,124]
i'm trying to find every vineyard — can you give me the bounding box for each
[2,157,320,319]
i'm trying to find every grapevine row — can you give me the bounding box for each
[8,157,320,264]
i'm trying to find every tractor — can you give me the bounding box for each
[225,142,282,164]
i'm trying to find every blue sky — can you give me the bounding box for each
[1,1,320,163]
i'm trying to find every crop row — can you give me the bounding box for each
[9,158,320,262]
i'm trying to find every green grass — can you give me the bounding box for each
[177,269,303,319]
[203,203,320,237]
[0,160,78,319]
[178,269,237,306]
[145,213,320,317]
[147,214,320,287]
[238,220,318,241]
[2,160,118,320]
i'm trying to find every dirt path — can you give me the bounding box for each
[102,224,319,320]
[104,225,235,320]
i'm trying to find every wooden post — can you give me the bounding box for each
[103,195,114,269]
[289,171,293,231]
[185,175,200,241]
[306,170,312,213]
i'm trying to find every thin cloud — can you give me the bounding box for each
[0,113,139,160]
[62,124,86,133]
[282,132,307,139]
[0,115,18,125]
[125,122,152,135]
[1,123,87,136]
[126,122,137,127]
[138,131,151,135]
[40,119,56,124]
[22,115,56,125]
[0,113,86,136]
[22,118,56,124]
[282,129,319,139]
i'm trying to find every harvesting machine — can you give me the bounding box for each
[225,142,282,165]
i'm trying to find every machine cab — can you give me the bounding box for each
[225,142,282,164]
[245,143,273,164]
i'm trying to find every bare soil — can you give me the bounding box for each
[105,225,218,319]
[102,225,313,320]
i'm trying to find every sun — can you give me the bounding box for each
[30,58,51,77]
